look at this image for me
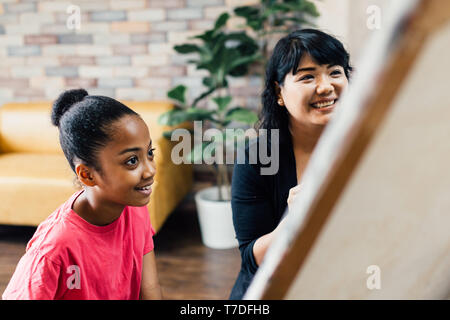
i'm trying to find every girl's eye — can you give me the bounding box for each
[148,148,155,158]
[126,156,138,166]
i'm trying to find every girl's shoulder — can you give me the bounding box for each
[25,193,84,263]
[124,205,151,229]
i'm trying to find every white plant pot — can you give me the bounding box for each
[195,186,238,249]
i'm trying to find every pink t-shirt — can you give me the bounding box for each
[2,189,155,300]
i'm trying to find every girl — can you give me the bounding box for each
[230,29,353,299]
[2,89,162,300]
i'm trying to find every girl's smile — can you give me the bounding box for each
[135,183,153,196]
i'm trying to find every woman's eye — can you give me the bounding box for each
[331,70,342,76]
[126,156,138,166]
[148,148,155,158]
[300,74,314,81]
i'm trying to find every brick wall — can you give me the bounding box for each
[0,0,262,109]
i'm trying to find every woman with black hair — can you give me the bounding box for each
[230,29,353,299]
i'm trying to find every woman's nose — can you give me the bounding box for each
[316,77,334,95]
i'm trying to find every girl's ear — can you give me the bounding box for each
[75,163,96,187]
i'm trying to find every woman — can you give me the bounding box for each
[230,29,353,299]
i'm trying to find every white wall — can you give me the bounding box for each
[312,0,392,65]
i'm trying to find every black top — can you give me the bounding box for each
[229,130,297,299]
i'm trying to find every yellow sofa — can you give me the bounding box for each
[0,101,192,233]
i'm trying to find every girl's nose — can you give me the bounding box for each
[143,158,156,179]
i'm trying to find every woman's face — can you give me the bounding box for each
[278,54,349,128]
[93,115,156,207]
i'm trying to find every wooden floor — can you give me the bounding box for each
[0,194,241,300]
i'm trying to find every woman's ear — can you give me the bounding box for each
[275,82,285,106]
[75,163,96,187]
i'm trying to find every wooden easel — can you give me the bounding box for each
[245,0,450,299]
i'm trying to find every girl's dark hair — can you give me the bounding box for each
[51,89,139,174]
[259,29,353,134]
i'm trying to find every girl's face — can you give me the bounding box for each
[278,54,349,128]
[93,115,156,207]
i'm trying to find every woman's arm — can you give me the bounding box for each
[252,218,287,266]
[252,184,301,265]
[140,251,162,300]
[232,159,276,272]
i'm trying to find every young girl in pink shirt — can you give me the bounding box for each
[3,89,162,300]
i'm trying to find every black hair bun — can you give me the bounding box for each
[51,88,88,127]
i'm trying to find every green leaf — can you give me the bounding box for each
[225,107,258,125]
[193,30,214,42]
[158,109,191,126]
[234,6,264,31]
[214,12,230,30]
[247,20,264,31]
[174,44,201,54]
[167,85,187,105]
[234,6,260,20]
[158,107,216,126]
[228,52,262,72]
[212,96,232,113]
[202,77,215,89]
[185,107,216,121]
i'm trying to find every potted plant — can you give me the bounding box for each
[158,13,260,249]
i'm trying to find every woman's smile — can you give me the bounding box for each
[310,98,338,112]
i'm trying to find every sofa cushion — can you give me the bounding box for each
[0,153,80,226]
[0,103,61,154]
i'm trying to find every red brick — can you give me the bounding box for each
[65,78,98,88]
[24,35,58,45]
[113,44,148,55]
[148,0,185,8]
[0,78,29,88]
[110,22,150,33]
[148,65,186,77]
[60,56,96,66]
[14,87,45,99]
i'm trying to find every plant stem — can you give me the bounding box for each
[222,163,231,199]
[216,163,223,201]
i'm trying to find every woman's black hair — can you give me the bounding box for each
[51,89,139,174]
[259,28,353,135]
